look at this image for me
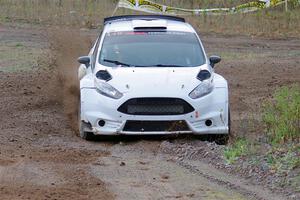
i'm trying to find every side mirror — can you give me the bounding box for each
[78,56,90,68]
[209,55,221,68]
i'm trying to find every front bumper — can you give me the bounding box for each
[80,87,229,135]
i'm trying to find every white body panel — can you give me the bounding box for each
[78,16,229,136]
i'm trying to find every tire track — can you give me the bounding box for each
[159,141,286,200]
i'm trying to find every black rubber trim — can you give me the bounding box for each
[118,98,194,115]
[123,120,190,132]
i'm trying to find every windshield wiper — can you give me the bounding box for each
[136,64,186,67]
[153,64,186,67]
[103,60,186,68]
[103,59,133,67]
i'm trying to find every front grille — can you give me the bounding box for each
[123,120,190,132]
[118,98,194,115]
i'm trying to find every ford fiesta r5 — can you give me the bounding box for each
[77,15,230,144]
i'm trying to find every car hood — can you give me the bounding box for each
[105,66,206,97]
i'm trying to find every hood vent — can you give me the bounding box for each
[197,70,211,81]
[96,70,112,81]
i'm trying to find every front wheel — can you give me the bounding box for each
[213,134,229,145]
[79,121,95,141]
[78,98,95,141]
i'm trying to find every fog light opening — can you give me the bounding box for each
[205,119,213,127]
[98,120,106,127]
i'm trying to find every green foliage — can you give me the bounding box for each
[291,0,300,8]
[267,146,300,173]
[291,174,300,192]
[224,138,249,164]
[0,0,118,27]
[263,85,300,144]
[15,43,23,47]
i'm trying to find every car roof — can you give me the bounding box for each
[103,15,195,33]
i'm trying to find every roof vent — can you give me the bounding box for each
[132,19,167,30]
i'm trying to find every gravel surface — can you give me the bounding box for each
[0,23,299,199]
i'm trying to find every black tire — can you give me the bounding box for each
[213,134,229,145]
[79,121,95,141]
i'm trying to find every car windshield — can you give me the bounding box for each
[99,31,205,67]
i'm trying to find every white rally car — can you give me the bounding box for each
[78,15,230,144]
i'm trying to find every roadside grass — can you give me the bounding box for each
[188,6,300,38]
[0,0,117,28]
[15,43,24,48]
[267,145,300,173]
[263,84,300,144]
[291,174,300,192]
[225,85,300,180]
[0,0,299,38]
[0,40,49,73]
[224,138,249,164]
[216,50,300,60]
[212,51,265,61]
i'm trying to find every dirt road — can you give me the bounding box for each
[0,24,299,200]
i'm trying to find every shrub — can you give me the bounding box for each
[263,84,300,144]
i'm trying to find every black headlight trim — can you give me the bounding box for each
[96,70,112,82]
[197,70,211,81]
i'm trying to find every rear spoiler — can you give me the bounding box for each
[104,15,185,24]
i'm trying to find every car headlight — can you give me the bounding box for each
[94,78,123,99]
[189,80,214,99]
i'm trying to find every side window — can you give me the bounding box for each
[91,31,103,71]
[91,37,100,71]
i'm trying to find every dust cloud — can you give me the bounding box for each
[47,28,93,134]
